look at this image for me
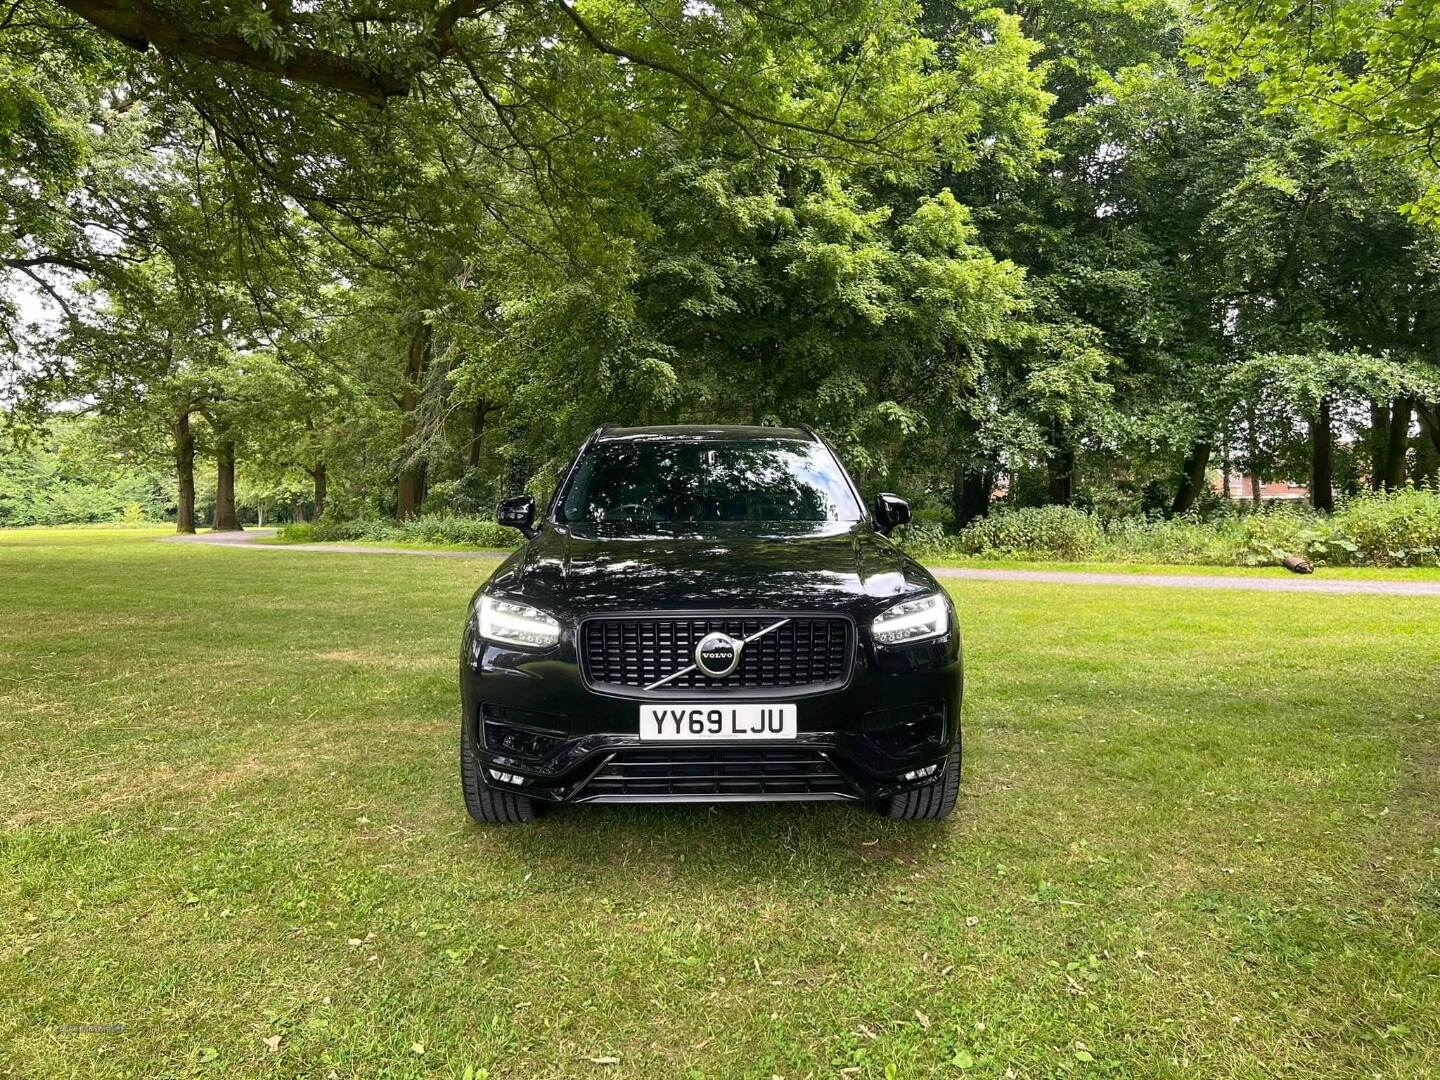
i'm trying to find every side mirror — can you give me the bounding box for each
[872,493,911,536]
[496,495,538,539]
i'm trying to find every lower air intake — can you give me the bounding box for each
[578,746,854,801]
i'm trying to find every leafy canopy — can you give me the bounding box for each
[1194,0,1440,220]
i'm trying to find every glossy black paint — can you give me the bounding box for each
[872,492,912,535]
[461,424,963,805]
[496,494,539,538]
[486,518,938,617]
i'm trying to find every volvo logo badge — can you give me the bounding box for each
[644,618,788,691]
[694,632,742,678]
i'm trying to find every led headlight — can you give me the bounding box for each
[477,594,561,649]
[871,592,949,646]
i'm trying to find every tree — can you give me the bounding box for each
[0,20,173,345]
[1235,352,1440,510]
[1194,0,1440,220]
[0,417,169,524]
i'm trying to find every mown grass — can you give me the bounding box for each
[2,528,1438,1079]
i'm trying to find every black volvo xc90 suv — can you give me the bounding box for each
[459,425,962,823]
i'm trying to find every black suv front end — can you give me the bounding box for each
[458,425,963,822]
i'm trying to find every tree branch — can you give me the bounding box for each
[53,0,410,102]
[53,0,916,155]
[4,254,96,274]
[13,264,81,324]
[549,0,892,150]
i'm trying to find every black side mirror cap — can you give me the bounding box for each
[497,495,539,539]
[872,493,911,536]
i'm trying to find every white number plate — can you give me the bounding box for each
[639,704,797,741]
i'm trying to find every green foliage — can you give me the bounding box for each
[7,0,1440,552]
[921,488,1440,568]
[1230,506,1350,566]
[0,421,169,526]
[892,516,949,555]
[1100,513,1249,564]
[1237,352,1440,414]
[277,514,518,549]
[272,491,1440,570]
[951,505,1105,559]
[1193,0,1440,220]
[0,63,82,190]
[1333,486,1440,566]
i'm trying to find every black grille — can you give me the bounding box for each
[581,615,851,691]
[580,747,852,799]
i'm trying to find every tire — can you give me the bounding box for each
[460,718,538,824]
[877,743,961,821]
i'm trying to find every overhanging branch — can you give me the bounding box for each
[550,0,893,150]
[53,0,410,102]
[52,0,917,154]
[4,254,96,274]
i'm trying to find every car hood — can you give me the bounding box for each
[485,520,938,619]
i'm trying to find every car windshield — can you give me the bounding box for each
[557,438,863,524]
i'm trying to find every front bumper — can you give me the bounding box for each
[459,620,963,805]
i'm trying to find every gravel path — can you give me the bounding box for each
[926,565,1440,596]
[162,529,500,560]
[162,529,1440,596]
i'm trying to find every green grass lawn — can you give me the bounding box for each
[2,528,1438,1078]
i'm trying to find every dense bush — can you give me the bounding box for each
[275,489,1440,568]
[949,505,1104,560]
[905,487,1440,568]
[1101,514,1241,565]
[277,514,518,549]
[1332,487,1440,566]
[893,517,949,555]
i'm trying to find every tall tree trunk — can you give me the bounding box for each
[1383,397,1413,489]
[312,460,327,518]
[1221,432,1232,501]
[1310,399,1334,513]
[468,400,489,470]
[1368,401,1389,490]
[213,440,242,531]
[174,411,196,535]
[1244,403,1263,507]
[1170,440,1213,516]
[1046,429,1075,505]
[292,499,306,524]
[1420,405,1440,459]
[402,462,428,518]
[1415,292,1440,484]
[951,464,994,528]
[397,320,432,520]
[1415,405,1440,485]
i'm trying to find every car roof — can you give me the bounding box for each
[593,424,816,444]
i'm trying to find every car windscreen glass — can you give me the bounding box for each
[557,439,862,524]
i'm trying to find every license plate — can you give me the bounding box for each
[639,703,797,741]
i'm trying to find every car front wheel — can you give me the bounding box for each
[876,744,961,820]
[460,717,538,824]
